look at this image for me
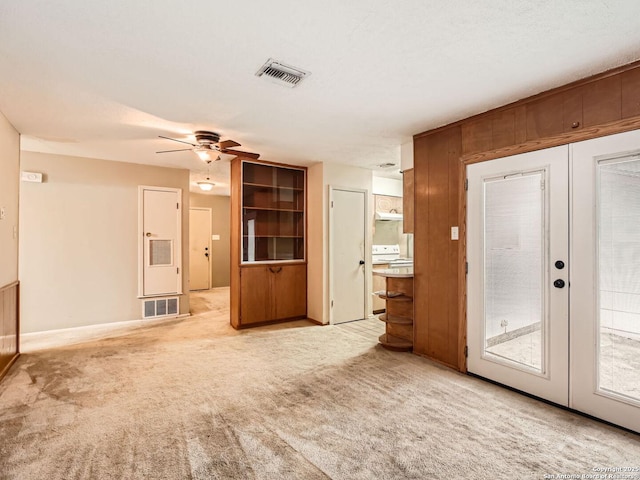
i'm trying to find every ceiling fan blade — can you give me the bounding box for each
[156,148,193,154]
[158,135,196,147]
[219,140,241,149]
[221,148,260,159]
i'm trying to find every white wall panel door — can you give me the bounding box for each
[571,129,640,433]
[329,187,367,324]
[139,186,182,297]
[467,146,570,406]
[189,207,211,291]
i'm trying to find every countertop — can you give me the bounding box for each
[372,266,414,278]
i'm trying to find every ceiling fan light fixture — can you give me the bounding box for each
[197,181,215,192]
[194,146,214,162]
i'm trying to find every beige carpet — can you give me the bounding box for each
[1,288,639,479]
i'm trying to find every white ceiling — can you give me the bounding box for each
[2,1,640,195]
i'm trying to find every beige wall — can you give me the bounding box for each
[189,193,230,288]
[0,111,20,288]
[307,163,324,323]
[19,152,190,333]
[307,162,373,324]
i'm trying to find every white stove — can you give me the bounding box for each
[372,244,400,263]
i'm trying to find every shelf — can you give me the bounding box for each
[243,206,304,213]
[378,313,413,325]
[243,182,304,191]
[376,291,412,301]
[378,333,412,352]
[373,290,408,298]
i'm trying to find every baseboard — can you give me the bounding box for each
[307,317,326,326]
[0,353,20,382]
[20,313,190,352]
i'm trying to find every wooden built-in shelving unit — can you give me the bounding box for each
[374,274,414,352]
[231,159,307,329]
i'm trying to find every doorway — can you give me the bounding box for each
[467,129,640,432]
[189,207,211,291]
[329,186,368,324]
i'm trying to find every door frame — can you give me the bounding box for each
[328,186,369,325]
[137,185,183,298]
[189,207,212,291]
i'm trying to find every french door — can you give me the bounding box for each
[467,130,640,433]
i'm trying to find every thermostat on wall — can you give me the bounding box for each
[21,171,43,183]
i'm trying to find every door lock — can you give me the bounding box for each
[553,279,566,288]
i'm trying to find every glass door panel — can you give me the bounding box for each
[483,173,545,373]
[241,162,305,263]
[597,157,640,404]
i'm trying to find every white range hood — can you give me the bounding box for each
[375,211,403,221]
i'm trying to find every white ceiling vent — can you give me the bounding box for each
[256,58,310,88]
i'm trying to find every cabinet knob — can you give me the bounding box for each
[571,121,580,129]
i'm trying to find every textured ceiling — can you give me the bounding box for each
[1,0,640,194]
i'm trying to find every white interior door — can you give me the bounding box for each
[330,187,367,324]
[189,207,211,291]
[139,186,182,297]
[571,129,640,432]
[467,146,569,406]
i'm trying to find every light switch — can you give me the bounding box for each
[21,171,43,183]
[212,234,220,241]
[451,226,459,240]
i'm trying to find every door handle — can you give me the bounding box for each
[359,260,365,265]
[555,260,565,269]
[553,279,565,288]
[205,252,209,258]
[145,232,152,237]
[269,267,282,274]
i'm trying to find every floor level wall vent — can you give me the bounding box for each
[142,297,179,319]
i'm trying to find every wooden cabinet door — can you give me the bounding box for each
[372,265,389,313]
[272,264,306,320]
[240,266,272,325]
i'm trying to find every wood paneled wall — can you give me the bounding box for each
[0,282,19,381]
[413,60,640,371]
[414,127,462,369]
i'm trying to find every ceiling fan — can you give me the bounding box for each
[157,130,260,161]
